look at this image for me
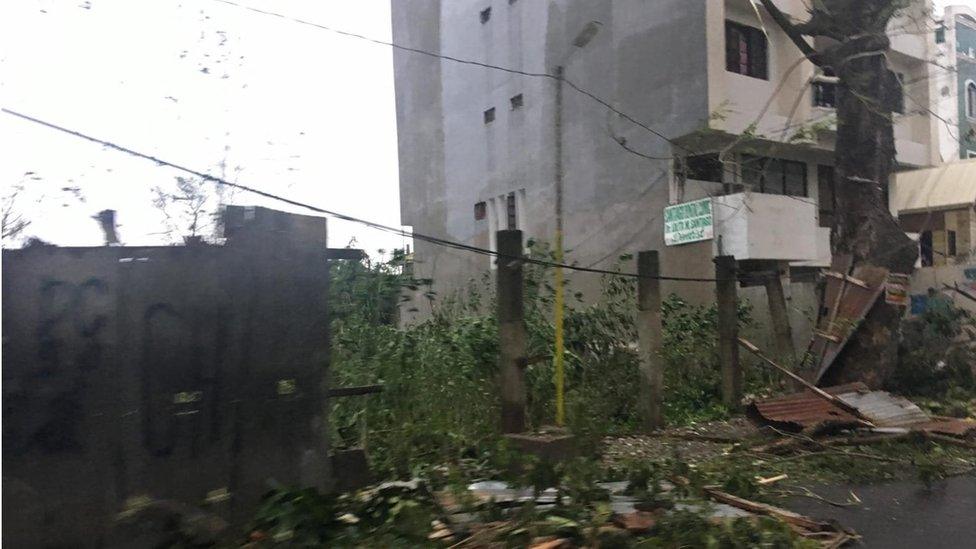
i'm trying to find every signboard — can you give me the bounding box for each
[884,273,911,306]
[664,198,714,246]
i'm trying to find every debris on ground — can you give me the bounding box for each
[603,417,757,465]
[748,383,976,439]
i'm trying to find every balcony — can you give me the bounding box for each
[711,192,822,262]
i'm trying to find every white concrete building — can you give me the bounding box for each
[392,0,942,344]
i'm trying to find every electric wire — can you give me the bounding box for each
[2,107,728,283]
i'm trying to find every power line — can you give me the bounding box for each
[2,107,726,283]
[209,0,821,204]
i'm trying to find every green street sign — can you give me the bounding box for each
[664,197,714,246]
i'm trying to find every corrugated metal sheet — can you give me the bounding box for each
[910,417,976,437]
[835,389,929,427]
[750,385,976,438]
[807,256,888,384]
[746,383,867,431]
[891,158,976,214]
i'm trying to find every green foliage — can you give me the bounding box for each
[639,510,818,549]
[250,481,438,547]
[329,246,758,477]
[888,304,976,398]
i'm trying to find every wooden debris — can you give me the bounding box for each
[823,271,869,289]
[610,511,658,533]
[739,338,872,425]
[756,473,788,485]
[703,487,833,532]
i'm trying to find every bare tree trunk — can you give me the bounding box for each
[758,0,917,385]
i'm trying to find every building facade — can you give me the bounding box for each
[935,5,976,160]
[392,0,941,344]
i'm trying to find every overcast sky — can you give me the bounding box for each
[2,0,404,254]
[1,0,971,252]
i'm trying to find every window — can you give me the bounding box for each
[741,156,807,196]
[683,154,724,183]
[812,68,837,108]
[817,165,836,228]
[920,231,934,267]
[948,230,957,257]
[506,192,517,230]
[967,81,976,118]
[510,93,523,110]
[483,107,495,124]
[935,25,945,44]
[725,21,768,80]
[474,201,487,220]
[480,7,491,24]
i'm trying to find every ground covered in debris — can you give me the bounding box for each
[242,257,976,547]
[237,412,976,548]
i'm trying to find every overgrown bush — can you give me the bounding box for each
[329,248,758,476]
[888,304,976,398]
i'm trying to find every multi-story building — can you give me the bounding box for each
[392,0,941,347]
[934,4,976,160]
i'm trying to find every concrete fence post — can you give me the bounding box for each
[637,250,664,431]
[714,255,742,408]
[497,230,527,433]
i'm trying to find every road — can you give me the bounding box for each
[784,475,976,548]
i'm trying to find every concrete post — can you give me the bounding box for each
[714,255,742,408]
[764,265,796,366]
[637,251,664,431]
[497,230,527,433]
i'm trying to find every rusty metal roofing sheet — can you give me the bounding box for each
[806,256,889,385]
[910,417,976,437]
[750,384,976,438]
[746,383,867,431]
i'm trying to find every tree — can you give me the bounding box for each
[757,0,918,385]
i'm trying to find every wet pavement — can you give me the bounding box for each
[784,475,976,548]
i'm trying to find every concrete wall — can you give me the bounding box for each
[1,207,331,547]
[910,262,976,314]
[391,0,937,350]
[712,192,819,261]
[393,0,713,312]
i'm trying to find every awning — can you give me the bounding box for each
[891,158,976,214]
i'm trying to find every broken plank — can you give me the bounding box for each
[703,487,833,532]
[739,338,872,426]
[823,271,870,289]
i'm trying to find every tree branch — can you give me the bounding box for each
[756,0,824,67]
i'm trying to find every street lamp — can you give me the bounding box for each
[553,20,601,427]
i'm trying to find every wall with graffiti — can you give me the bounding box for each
[909,261,976,315]
[1,207,331,547]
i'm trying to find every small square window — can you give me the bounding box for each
[510,93,523,110]
[483,107,495,124]
[474,201,487,220]
[480,7,491,24]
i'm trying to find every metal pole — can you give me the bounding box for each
[553,65,566,427]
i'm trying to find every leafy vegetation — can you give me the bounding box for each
[328,247,757,477]
[888,303,976,401]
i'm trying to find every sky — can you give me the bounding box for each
[1,0,972,252]
[1,0,405,254]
